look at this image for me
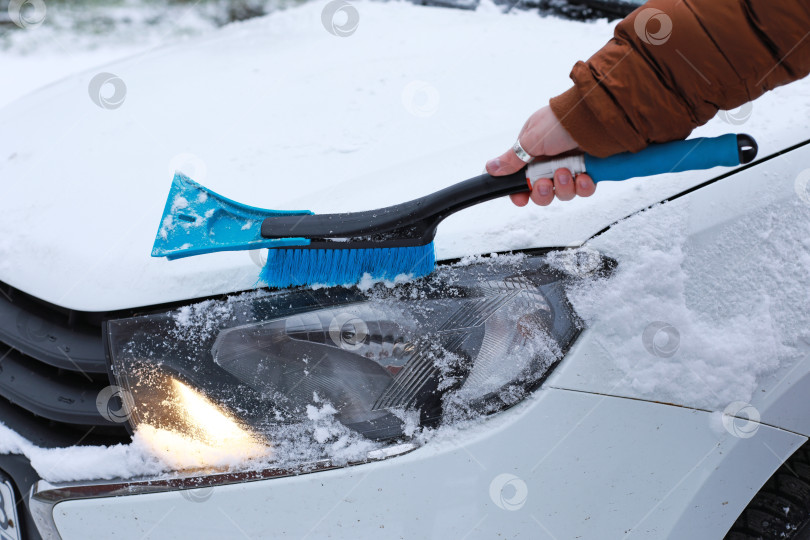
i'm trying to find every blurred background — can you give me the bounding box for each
[0,0,638,107]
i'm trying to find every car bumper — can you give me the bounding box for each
[31,386,805,540]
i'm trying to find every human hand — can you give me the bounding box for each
[486,106,596,207]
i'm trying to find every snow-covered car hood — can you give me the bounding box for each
[1,0,809,311]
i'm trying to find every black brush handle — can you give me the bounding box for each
[261,169,528,239]
[262,133,758,241]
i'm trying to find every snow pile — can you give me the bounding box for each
[0,422,167,482]
[565,195,810,409]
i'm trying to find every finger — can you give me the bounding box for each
[510,192,530,207]
[530,178,555,206]
[552,168,575,201]
[486,148,529,176]
[574,174,597,198]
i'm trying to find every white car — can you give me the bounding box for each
[1,1,810,539]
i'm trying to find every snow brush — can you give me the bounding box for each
[152,133,757,288]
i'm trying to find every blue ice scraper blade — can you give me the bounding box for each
[151,173,312,260]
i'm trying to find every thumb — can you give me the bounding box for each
[486,147,529,176]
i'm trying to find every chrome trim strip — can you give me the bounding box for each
[29,442,418,539]
[28,484,61,540]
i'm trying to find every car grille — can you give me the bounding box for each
[0,281,130,449]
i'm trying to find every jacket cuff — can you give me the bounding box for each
[549,86,626,158]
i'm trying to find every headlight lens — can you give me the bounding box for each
[106,251,605,466]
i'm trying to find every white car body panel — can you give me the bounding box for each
[48,389,805,540]
[546,141,810,426]
[1,1,809,312]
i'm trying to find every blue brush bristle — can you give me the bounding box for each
[260,244,436,288]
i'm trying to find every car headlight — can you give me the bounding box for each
[105,251,608,467]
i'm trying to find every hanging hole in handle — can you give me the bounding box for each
[736,134,758,164]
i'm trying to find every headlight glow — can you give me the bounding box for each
[135,378,269,469]
[166,378,265,449]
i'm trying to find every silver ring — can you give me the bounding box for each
[512,139,533,163]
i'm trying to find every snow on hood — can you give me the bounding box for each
[1,0,809,311]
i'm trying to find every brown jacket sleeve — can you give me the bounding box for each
[550,0,810,157]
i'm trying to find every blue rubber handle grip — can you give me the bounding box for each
[584,133,741,182]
